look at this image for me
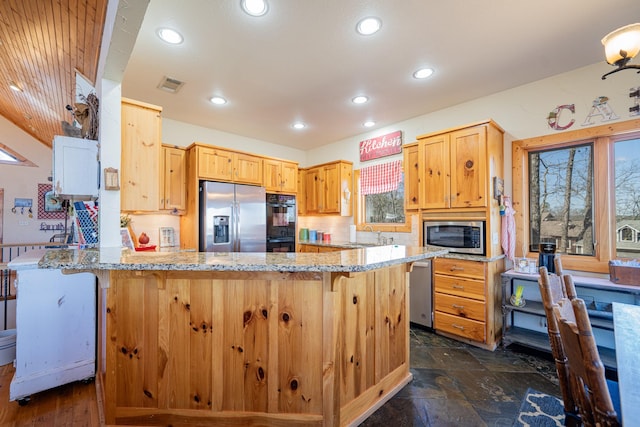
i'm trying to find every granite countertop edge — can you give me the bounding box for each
[37,246,450,273]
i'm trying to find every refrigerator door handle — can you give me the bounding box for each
[234,200,241,252]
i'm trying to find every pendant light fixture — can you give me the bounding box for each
[601,23,640,79]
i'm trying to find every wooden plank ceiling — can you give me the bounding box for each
[0,0,107,148]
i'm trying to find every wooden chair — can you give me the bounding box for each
[538,266,579,425]
[553,298,620,427]
[552,256,579,300]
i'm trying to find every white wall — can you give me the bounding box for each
[0,115,59,244]
[162,118,307,164]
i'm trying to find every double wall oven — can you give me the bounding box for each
[266,193,297,252]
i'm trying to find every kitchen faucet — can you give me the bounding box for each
[363,225,374,233]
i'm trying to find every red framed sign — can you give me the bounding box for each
[359,130,403,161]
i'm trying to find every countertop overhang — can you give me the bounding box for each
[38,245,448,273]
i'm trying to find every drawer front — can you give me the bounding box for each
[434,293,485,322]
[434,311,485,342]
[434,275,485,300]
[434,258,485,279]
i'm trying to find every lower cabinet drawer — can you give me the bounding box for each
[434,311,485,342]
[434,275,485,300]
[434,293,485,322]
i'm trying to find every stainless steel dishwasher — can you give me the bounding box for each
[410,260,433,328]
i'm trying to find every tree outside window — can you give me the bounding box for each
[364,178,405,224]
[528,144,594,256]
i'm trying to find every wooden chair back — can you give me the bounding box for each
[553,298,620,427]
[538,267,577,421]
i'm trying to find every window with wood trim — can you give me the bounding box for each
[0,143,34,166]
[354,168,411,232]
[513,118,640,273]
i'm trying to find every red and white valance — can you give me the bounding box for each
[360,160,402,195]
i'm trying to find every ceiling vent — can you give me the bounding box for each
[157,76,185,93]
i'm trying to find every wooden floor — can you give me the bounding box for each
[0,363,100,426]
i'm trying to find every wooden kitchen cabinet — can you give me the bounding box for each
[433,257,504,350]
[196,145,263,185]
[161,145,186,211]
[121,98,162,211]
[297,169,306,215]
[301,160,353,216]
[417,120,503,211]
[304,167,321,214]
[263,158,298,193]
[403,142,420,211]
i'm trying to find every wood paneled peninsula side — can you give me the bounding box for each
[39,246,447,427]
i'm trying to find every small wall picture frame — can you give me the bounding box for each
[104,167,120,190]
[120,227,135,250]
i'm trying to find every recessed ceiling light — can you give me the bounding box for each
[413,68,434,79]
[210,96,227,105]
[292,122,306,130]
[352,96,368,104]
[363,121,376,128]
[157,28,183,44]
[241,0,268,17]
[9,81,23,92]
[356,17,382,36]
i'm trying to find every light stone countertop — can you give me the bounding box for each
[37,245,449,273]
[301,240,504,263]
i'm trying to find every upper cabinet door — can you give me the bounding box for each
[280,161,298,194]
[403,143,420,211]
[162,146,186,211]
[450,125,487,208]
[197,146,233,181]
[121,98,162,211]
[233,152,262,185]
[420,134,450,209]
[304,167,321,214]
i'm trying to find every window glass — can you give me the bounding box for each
[528,144,594,255]
[364,176,405,223]
[614,138,640,258]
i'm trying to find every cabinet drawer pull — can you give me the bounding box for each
[452,324,465,330]
[452,304,465,310]
[452,284,465,289]
[450,266,464,271]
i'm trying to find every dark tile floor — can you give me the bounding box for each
[360,327,562,427]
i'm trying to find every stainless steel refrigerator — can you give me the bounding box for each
[199,181,266,252]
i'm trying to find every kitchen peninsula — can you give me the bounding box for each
[39,245,447,426]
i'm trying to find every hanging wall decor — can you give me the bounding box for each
[359,130,403,161]
[546,104,575,130]
[38,183,65,219]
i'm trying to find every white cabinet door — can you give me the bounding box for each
[52,135,99,199]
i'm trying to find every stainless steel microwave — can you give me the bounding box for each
[423,221,485,255]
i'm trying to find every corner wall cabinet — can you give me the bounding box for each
[501,270,640,370]
[121,98,162,211]
[300,160,353,216]
[433,257,504,350]
[160,145,186,211]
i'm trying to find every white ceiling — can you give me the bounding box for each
[121,0,640,151]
